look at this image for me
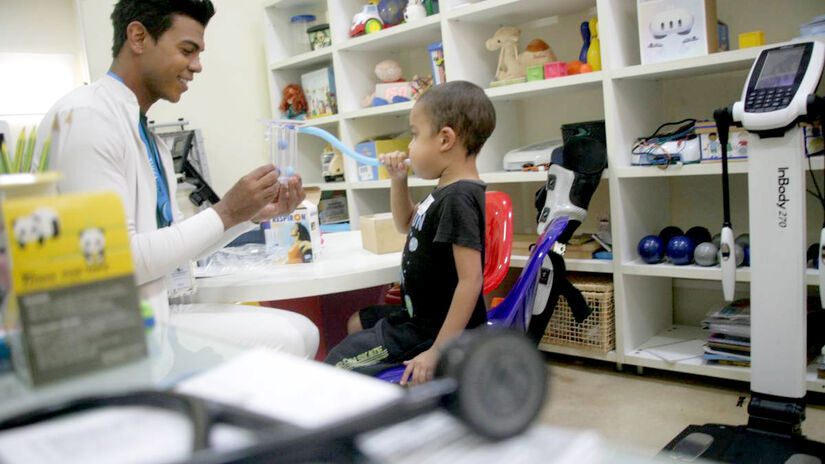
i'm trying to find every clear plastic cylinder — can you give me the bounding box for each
[290,15,316,55]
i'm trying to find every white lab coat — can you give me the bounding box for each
[35,74,319,358]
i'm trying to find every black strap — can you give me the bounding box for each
[527,252,593,345]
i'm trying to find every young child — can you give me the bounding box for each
[324,81,496,385]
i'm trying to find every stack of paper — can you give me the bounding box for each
[701,300,751,367]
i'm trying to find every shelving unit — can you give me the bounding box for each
[264,0,825,391]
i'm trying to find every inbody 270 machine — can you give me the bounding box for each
[663,40,825,462]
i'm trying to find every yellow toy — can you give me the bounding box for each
[586,17,602,72]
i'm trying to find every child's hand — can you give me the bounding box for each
[400,348,439,386]
[379,150,409,181]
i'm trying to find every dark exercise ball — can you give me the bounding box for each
[686,226,712,247]
[659,226,684,247]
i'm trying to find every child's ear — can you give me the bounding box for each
[439,126,457,152]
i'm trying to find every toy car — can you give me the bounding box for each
[350,4,383,37]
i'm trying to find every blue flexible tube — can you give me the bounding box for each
[298,126,380,167]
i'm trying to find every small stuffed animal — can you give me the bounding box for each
[362,59,406,107]
[486,27,524,81]
[279,84,308,120]
[404,0,427,22]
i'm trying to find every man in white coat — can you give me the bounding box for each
[36,0,319,358]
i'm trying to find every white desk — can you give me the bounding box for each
[193,231,401,303]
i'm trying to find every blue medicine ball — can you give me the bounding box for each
[638,235,664,264]
[667,235,695,265]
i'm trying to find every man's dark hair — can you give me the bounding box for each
[415,80,496,156]
[111,0,216,58]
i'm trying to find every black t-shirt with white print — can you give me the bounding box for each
[400,179,487,336]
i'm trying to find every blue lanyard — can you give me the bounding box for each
[139,115,173,228]
[108,71,172,228]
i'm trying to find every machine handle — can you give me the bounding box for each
[720,226,736,301]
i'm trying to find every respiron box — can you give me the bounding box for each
[262,187,322,264]
[637,0,719,65]
[2,192,146,386]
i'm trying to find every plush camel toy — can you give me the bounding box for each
[486,28,558,82]
[486,27,524,81]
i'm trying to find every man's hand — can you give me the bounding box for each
[250,174,306,223]
[213,164,280,229]
[379,150,409,182]
[400,348,439,386]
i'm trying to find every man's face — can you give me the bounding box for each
[140,14,205,104]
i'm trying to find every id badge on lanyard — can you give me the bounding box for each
[166,262,197,298]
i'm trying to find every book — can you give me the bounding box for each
[300,66,338,119]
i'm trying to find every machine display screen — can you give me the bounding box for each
[755,47,805,89]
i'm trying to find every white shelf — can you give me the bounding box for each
[612,36,825,81]
[538,344,617,363]
[622,262,819,286]
[445,0,595,24]
[343,101,414,121]
[625,325,825,392]
[622,261,749,282]
[338,15,442,52]
[511,255,613,274]
[616,157,823,178]
[302,114,340,127]
[624,325,750,382]
[485,72,604,102]
[349,171,553,190]
[264,0,324,9]
[615,162,748,178]
[304,181,348,191]
[349,178,438,190]
[480,171,547,184]
[270,47,332,71]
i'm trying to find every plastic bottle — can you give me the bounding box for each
[290,15,316,55]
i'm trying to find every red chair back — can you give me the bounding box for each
[483,191,513,295]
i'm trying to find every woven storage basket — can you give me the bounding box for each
[540,273,615,352]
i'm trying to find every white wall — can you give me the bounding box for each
[80,0,272,195]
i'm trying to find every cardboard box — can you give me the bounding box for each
[355,138,411,181]
[301,66,338,119]
[695,120,749,162]
[2,191,146,385]
[696,120,823,162]
[264,187,322,263]
[637,0,718,65]
[360,213,406,254]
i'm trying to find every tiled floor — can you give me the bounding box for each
[537,354,825,457]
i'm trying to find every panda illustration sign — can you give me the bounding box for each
[3,192,135,294]
[2,192,145,385]
[79,227,105,265]
[11,207,60,248]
